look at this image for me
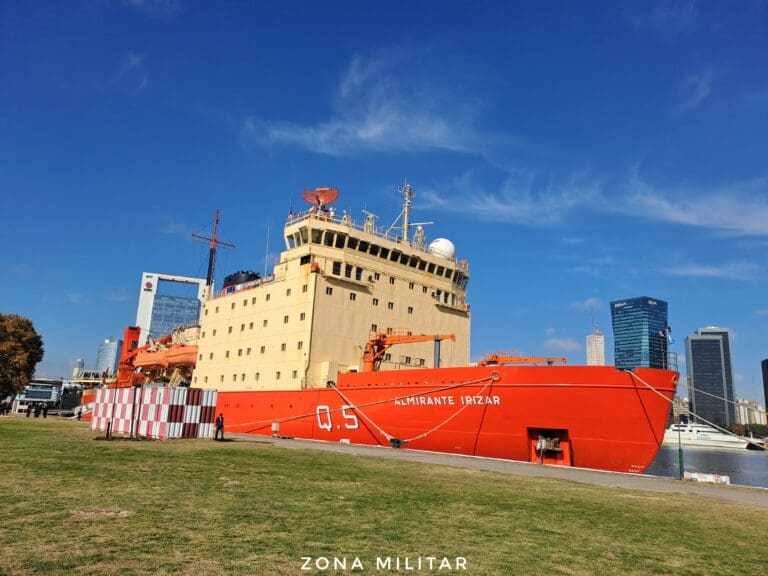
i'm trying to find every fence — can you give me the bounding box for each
[90,386,217,440]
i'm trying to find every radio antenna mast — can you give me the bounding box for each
[192,210,235,298]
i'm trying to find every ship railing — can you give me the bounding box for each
[213,274,276,299]
[286,208,468,270]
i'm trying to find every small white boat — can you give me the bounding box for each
[663,422,751,450]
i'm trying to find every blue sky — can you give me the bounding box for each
[2,1,767,403]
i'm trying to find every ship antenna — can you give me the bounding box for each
[386,180,434,244]
[264,223,270,277]
[192,209,235,299]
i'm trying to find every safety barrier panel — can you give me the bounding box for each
[90,386,217,440]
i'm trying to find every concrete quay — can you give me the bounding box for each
[230,433,768,510]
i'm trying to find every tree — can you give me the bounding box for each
[0,313,44,398]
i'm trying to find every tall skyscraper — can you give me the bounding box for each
[762,359,768,414]
[586,325,605,366]
[95,338,123,377]
[610,296,669,370]
[136,272,206,346]
[686,327,736,428]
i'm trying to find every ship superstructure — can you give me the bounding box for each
[192,184,470,392]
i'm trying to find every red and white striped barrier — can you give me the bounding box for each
[90,386,217,440]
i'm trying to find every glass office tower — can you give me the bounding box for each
[95,338,122,376]
[610,296,669,370]
[148,295,201,340]
[686,327,736,428]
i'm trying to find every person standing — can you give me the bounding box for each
[215,413,225,441]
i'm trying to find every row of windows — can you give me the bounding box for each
[205,284,309,315]
[330,262,438,296]
[324,287,415,313]
[288,227,469,289]
[200,340,304,361]
[202,313,307,338]
[195,370,300,384]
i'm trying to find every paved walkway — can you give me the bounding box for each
[229,433,768,510]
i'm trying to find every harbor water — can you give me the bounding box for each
[645,444,768,488]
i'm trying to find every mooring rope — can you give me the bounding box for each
[629,371,755,443]
[399,376,497,445]
[328,373,499,447]
[234,373,499,433]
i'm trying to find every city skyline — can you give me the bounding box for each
[2,2,766,402]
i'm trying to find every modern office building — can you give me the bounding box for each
[95,337,122,377]
[762,359,768,413]
[685,327,737,428]
[610,296,669,370]
[136,272,206,346]
[586,326,605,366]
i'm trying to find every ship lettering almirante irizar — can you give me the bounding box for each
[184,184,678,473]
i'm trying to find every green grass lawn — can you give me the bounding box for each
[1,418,766,575]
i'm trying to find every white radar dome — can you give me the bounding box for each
[428,238,456,259]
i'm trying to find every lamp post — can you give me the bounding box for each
[677,415,684,481]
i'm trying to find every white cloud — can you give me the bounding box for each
[111,52,149,93]
[544,338,582,352]
[662,261,763,280]
[755,309,768,316]
[676,70,713,110]
[544,328,556,336]
[424,167,768,238]
[241,53,487,156]
[419,169,602,225]
[627,1,699,30]
[618,172,768,237]
[570,298,602,311]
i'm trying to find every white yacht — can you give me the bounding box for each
[663,422,752,450]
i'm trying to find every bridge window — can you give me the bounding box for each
[380,247,390,259]
[335,234,346,248]
[311,229,322,243]
[324,232,335,246]
[347,237,358,250]
[332,261,341,275]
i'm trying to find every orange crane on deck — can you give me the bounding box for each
[362,331,456,372]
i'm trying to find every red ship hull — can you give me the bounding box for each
[217,365,678,474]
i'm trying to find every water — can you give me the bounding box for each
[645,444,768,488]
